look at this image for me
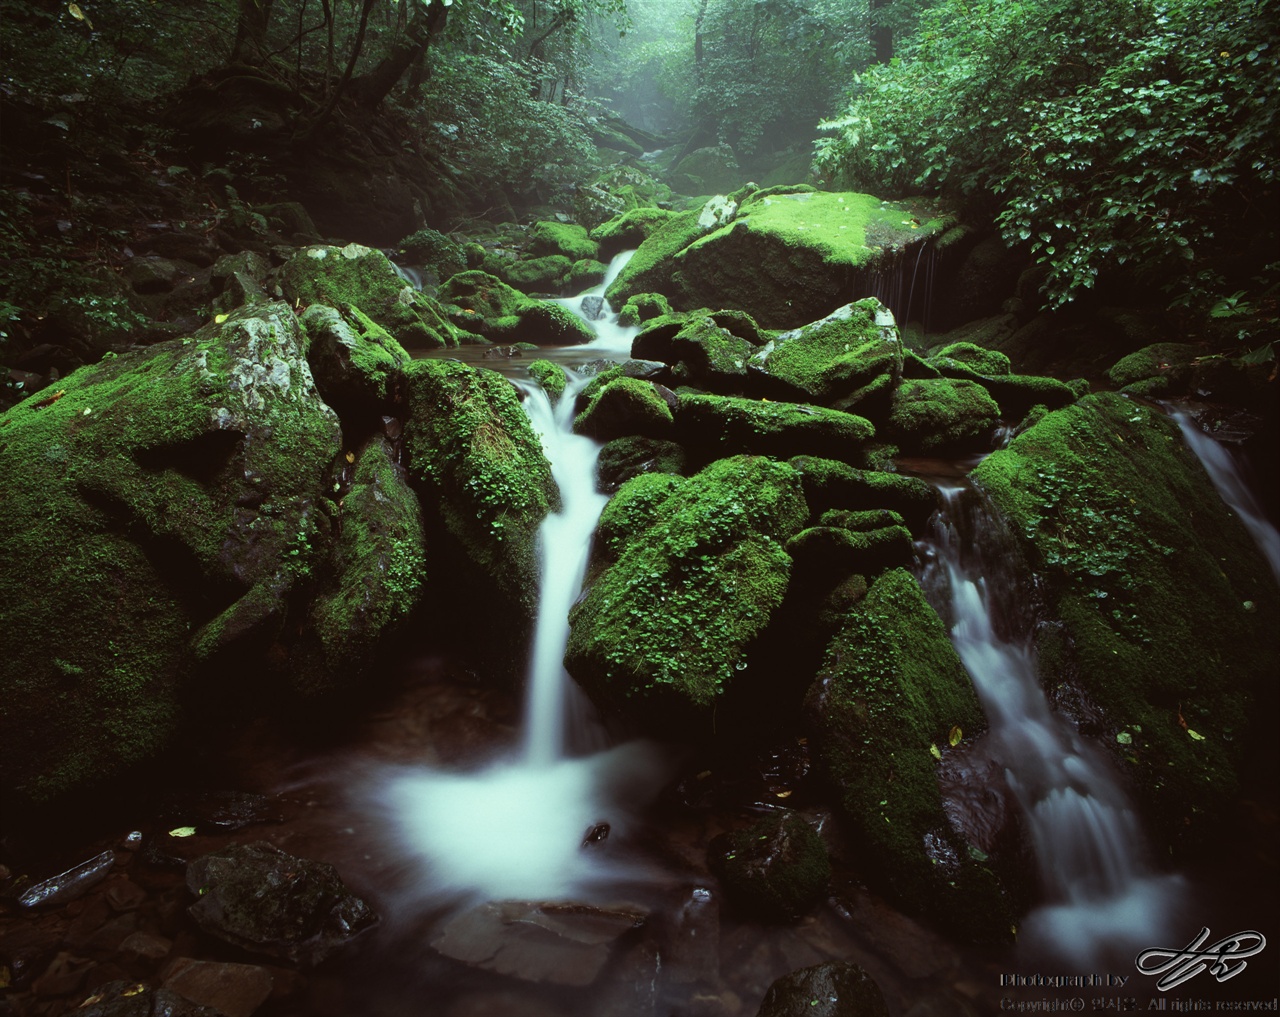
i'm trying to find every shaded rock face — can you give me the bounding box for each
[707,813,830,922]
[0,303,341,801]
[607,188,948,329]
[755,961,890,1017]
[186,842,377,966]
[972,392,1280,856]
[804,568,1019,942]
[436,270,595,345]
[565,455,808,733]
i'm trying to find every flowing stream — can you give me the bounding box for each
[375,252,671,905]
[920,484,1183,965]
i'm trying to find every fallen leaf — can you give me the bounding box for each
[167,825,196,838]
[948,725,962,747]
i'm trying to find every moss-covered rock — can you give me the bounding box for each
[617,292,675,328]
[395,227,466,283]
[1107,342,1204,397]
[0,303,341,800]
[527,359,570,403]
[278,243,459,349]
[788,456,935,528]
[931,341,1012,377]
[805,568,1016,940]
[402,360,556,625]
[574,375,675,441]
[300,304,411,414]
[567,258,607,292]
[972,393,1280,855]
[596,436,687,491]
[566,456,808,731]
[668,144,742,194]
[500,254,573,294]
[607,190,950,329]
[785,512,914,582]
[528,221,598,262]
[437,270,595,345]
[678,393,874,464]
[514,301,597,345]
[707,812,831,922]
[293,435,426,695]
[886,377,1000,454]
[634,314,758,390]
[591,208,678,258]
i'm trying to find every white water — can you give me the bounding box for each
[376,253,669,905]
[924,487,1183,965]
[1172,409,1280,585]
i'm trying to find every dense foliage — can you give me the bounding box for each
[815,0,1279,313]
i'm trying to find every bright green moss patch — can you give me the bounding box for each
[566,456,808,728]
[972,393,1279,854]
[402,359,556,615]
[679,392,874,463]
[1107,342,1203,395]
[501,254,572,293]
[437,270,594,344]
[618,292,674,328]
[931,341,1011,377]
[633,314,755,388]
[591,207,677,257]
[887,377,1000,454]
[574,375,675,441]
[596,436,688,491]
[567,259,607,291]
[527,359,569,402]
[805,568,1014,940]
[528,221,598,262]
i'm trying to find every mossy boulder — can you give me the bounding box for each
[596,436,687,491]
[678,393,875,464]
[395,227,466,283]
[931,341,1012,378]
[886,377,1000,454]
[278,243,460,349]
[527,359,570,403]
[607,190,949,329]
[707,812,831,922]
[785,509,914,582]
[591,208,678,258]
[574,375,675,441]
[788,456,935,528]
[300,303,411,415]
[528,221,598,262]
[567,258,607,292]
[617,292,674,328]
[501,254,573,294]
[292,436,426,696]
[971,393,1280,855]
[0,303,341,801]
[1106,342,1204,398]
[668,144,742,194]
[804,568,1016,940]
[402,360,557,626]
[566,456,808,731]
[437,270,594,345]
[634,314,759,390]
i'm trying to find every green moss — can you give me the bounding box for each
[438,270,529,320]
[972,394,1278,854]
[788,455,935,527]
[437,271,593,344]
[785,523,914,579]
[634,314,755,387]
[528,221,599,262]
[604,209,706,307]
[594,471,686,558]
[591,207,677,256]
[931,341,1011,377]
[708,813,831,922]
[395,227,466,280]
[527,359,569,402]
[805,568,1014,940]
[402,359,556,615]
[1107,342,1203,393]
[887,377,1000,454]
[0,303,340,800]
[596,436,688,490]
[618,292,675,327]
[566,456,808,725]
[679,392,874,463]
[574,375,675,441]
[301,303,411,407]
[567,259,607,291]
[751,298,896,403]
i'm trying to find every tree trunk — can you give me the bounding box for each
[351,0,449,108]
[232,0,276,66]
[871,0,893,64]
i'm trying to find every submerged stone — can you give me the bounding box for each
[187,842,376,966]
[17,850,115,910]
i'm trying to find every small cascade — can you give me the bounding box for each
[374,255,669,905]
[391,260,424,291]
[1172,408,1280,584]
[920,484,1182,964]
[861,242,939,331]
[552,248,639,360]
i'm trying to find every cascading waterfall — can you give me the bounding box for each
[1172,408,1280,584]
[374,253,670,905]
[920,485,1183,965]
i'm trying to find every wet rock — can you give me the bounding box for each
[580,295,606,321]
[32,950,94,997]
[708,813,830,922]
[755,961,889,1017]
[678,393,874,465]
[76,980,228,1017]
[159,791,284,834]
[124,256,183,294]
[574,375,675,441]
[660,886,720,985]
[596,436,686,491]
[431,900,646,986]
[162,958,273,1017]
[120,930,174,964]
[17,850,114,909]
[185,842,377,966]
[299,303,411,414]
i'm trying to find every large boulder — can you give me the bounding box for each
[437,270,594,345]
[402,360,557,626]
[805,568,1018,941]
[566,456,808,732]
[677,393,875,465]
[707,812,830,922]
[278,243,466,349]
[972,393,1280,855]
[0,304,341,800]
[606,188,950,329]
